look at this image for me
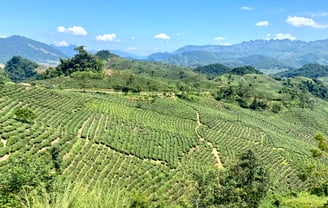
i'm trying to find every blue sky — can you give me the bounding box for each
[1,0,328,55]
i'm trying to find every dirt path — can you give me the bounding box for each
[93,114,103,140]
[195,112,204,142]
[0,154,9,162]
[77,118,90,138]
[195,111,223,169]
[1,139,7,147]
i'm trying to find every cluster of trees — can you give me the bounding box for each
[42,46,103,78]
[0,157,55,207]
[194,64,263,77]
[301,79,328,100]
[215,82,269,111]
[95,50,118,60]
[191,150,268,207]
[4,56,38,82]
[277,64,328,79]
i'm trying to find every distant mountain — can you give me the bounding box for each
[51,44,78,57]
[147,39,328,70]
[0,35,66,65]
[110,50,146,60]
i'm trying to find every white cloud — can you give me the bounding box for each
[241,6,253,11]
[0,35,8,38]
[131,36,136,40]
[220,43,231,46]
[309,12,328,17]
[96,33,120,42]
[54,40,69,47]
[175,32,184,36]
[127,47,138,51]
[286,16,328,28]
[274,33,296,41]
[57,26,87,36]
[255,21,269,26]
[214,36,225,41]
[266,33,272,40]
[154,33,170,40]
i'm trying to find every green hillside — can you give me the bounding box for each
[276,64,328,79]
[1,53,328,207]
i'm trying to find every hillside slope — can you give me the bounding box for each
[0,36,66,65]
[0,82,328,206]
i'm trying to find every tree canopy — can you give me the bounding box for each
[4,56,38,82]
[230,65,263,76]
[95,50,117,60]
[14,107,37,123]
[44,46,103,78]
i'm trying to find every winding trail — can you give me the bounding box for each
[195,111,223,169]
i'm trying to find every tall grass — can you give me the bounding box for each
[23,182,131,208]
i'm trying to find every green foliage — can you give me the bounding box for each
[230,65,263,76]
[194,63,231,76]
[277,64,328,79]
[217,150,268,207]
[0,68,10,85]
[95,50,117,60]
[1,77,328,207]
[313,134,328,156]
[301,79,328,100]
[14,107,36,123]
[4,55,38,82]
[51,147,62,173]
[130,192,151,208]
[191,150,268,208]
[192,168,219,208]
[0,157,54,207]
[311,148,323,157]
[45,46,103,78]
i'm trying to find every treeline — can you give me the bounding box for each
[194,63,263,77]
[1,46,105,83]
[277,64,328,79]
[41,46,103,78]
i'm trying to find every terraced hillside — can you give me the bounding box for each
[0,84,328,206]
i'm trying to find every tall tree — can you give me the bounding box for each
[217,150,268,207]
[55,46,103,76]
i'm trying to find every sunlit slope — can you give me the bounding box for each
[0,84,328,203]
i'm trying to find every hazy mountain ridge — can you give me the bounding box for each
[0,36,66,65]
[147,39,328,69]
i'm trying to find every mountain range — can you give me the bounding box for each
[147,39,328,70]
[2,36,328,71]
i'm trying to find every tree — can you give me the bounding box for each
[217,150,268,207]
[0,67,9,85]
[230,66,263,76]
[4,56,38,82]
[14,107,36,123]
[130,192,150,208]
[191,150,268,208]
[49,46,103,77]
[192,168,219,208]
[95,50,117,60]
[0,157,54,207]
